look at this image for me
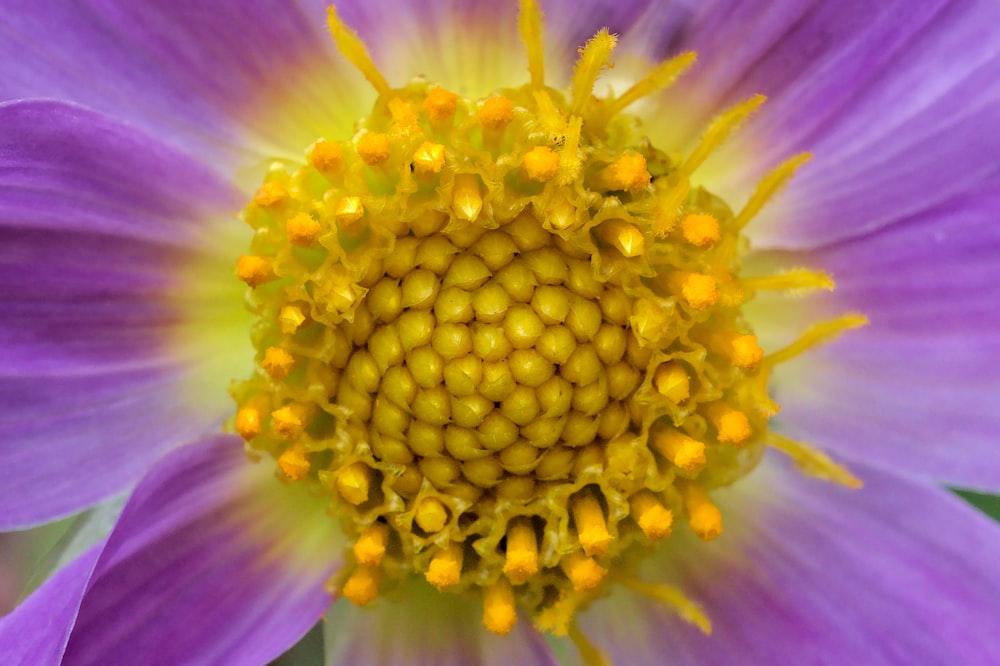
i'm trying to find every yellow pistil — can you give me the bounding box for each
[654,362,690,404]
[482,578,518,636]
[326,6,391,95]
[503,518,539,583]
[523,145,560,182]
[680,213,720,248]
[768,432,863,489]
[741,269,835,293]
[343,565,381,606]
[731,153,812,232]
[356,132,391,166]
[278,446,310,481]
[616,573,711,634]
[479,96,515,131]
[353,523,390,566]
[253,181,286,207]
[423,88,458,123]
[570,28,617,115]
[262,346,295,379]
[572,493,612,557]
[766,314,869,367]
[678,481,723,541]
[651,427,706,474]
[413,141,446,175]
[336,462,373,506]
[681,94,766,176]
[629,490,673,541]
[285,212,321,247]
[235,255,272,288]
[518,0,546,90]
[426,542,464,590]
[605,51,697,116]
[560,550,608,592]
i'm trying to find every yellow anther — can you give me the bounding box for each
[523,145,560,182]
[593,155,651,193]
[335,196,365,231]
[629,490,673,541]
[479,96,515,131]
[730,334,763,371]
[413,141,446,175]
[766,313,869,367]
[285,212,321,247]
[732,152,812,232]
[518,0,546,90]
[571,28,618,115]
[650,427,706,474]
[253,181,286,207]
[426,542,464,590]
[452,173,483,222]
[681,94,766,176]
[680,213,720,248]
[388,97,419,135]
[309,139,343,173]
[356,132,391,166]
[326,6,391,96]
[654,362,690,403]
[235,408,261,441]
[707,404,751,445]
[482,578,518,636]
[560,550,607,592]
[423,87,458,123]
[605,51,697,116]
[616,573,712,635]
[415,496,449,533]
[336,462,373,506]
[595,219,645,258]
[678,481,723,541]
[572,492,612,557]
[353,523,390,566]
[270,405,303,440]
[277,446,310,481]
[278,305,306,334]
[262,346,295,379]
[503,519,539,583]
[342,565,381,606]
[768,432,863,489]
[741,269,835,293]
[235,255,272,287]
[680,273,719,310]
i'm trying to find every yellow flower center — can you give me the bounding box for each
[230,0,867,649]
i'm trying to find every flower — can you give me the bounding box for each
[1,0,999,664]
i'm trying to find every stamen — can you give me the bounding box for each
[483,578,518,635]
[235,407,261,441]
[423,88,458,123]
[235,255,272,287]
[629,490,673,541]
[504,518,539,583]
[615,573,712,634]
[285,212,321,247]
[678,481,723,541]
[560,550,607,591]
[729,334,763,371]
[426,542,464,590]
[342,565,381,605]
[731,153,812,232]
[568,620,611,666]
[262,346,295,379]
[679,273,720,310]
[356,132,391,166]
[452,174,483,222]
[592,155,651,194]
[309,139,343,173]
[765,314,869,367]
[653,362,690,404]
[523,146,560,182]
[650,427,706,474]
[353,523,390,566]
[413,141,446,175]
[335,196,365,232]
[415,497,449,533]
[278,445,310,480]
[680,94,766,176]
[570,29,618,115]
[518,0,546,90]
[336,461,373,505]
[326,6,391,96]
[707,404,751,445]
[680,213,720,248]
[595,219,646,257]
[479,96,516,131]
[768,432,863,489]
[741,269,834,294]
[605,51,697,117]
[572,492,612,556]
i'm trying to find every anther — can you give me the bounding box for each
[679,273,719,310]
[650,427,706,474]
[236,255,273,288]
[415,496,449,533]
[285,212,321,247]
[479,96,515,131]
[309,139,343,173]
[595,219,645,258]
[271,405,303,439]
[629,490,673,541]
[523,145,560,182]
[482,578,518,636]
[235,407,261,441]
[654,362,690,404]
[503,518,539,583]
[253,181,286,207]
[342,565,381,606]
[560,550,607,591]
[730,334,763,371]
[335,196,365,231]
[452,173,483,222]
[353,523,390,566]
[277,446,310,480]
[336,462,373,505]
[262,346,295,379]
[706,404,751,445]
[356,132,391,166]
[423,88,458,123]
[593,155,651,194]
[678,481,723,541]
[413,141,446,175]
[572,492,612,557]
[680,213,720,248]
[426,542,464,590]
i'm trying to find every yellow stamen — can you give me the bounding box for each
[616,573,712,634]
[571,29,618,115]
[678,481,723,541]
[654,361,690,404]
[592,155,651,194]
[235,255,272,287]
[277,445,310,480]
[681,94,766,176]
[326,6,391,96]
[285,212,321,247]
[629,490,673,541]
[572,492,612,556]
[336,462,373,505]
[452,173,483,222]
[766,313,869,367]
[605,51,697,117]
[532,89,566,135]
[482,578,518,636]
[356,132,391,166]
[568,621,611,666]
[523,145,560,182]
[235,407,261,441]
[479,96,515,131]
[423,88,458,123]
[342,565,381,606]
[353,523,390,566]
[730,334,763,371]
[707,404,751,445]
[768,432,863,489]
[415,496,449,533]
[560,551,607,592]
[741,268,835,293]
[595,219,645,258]
[426,541,465,590]
[309,139,343,173]
[388,97,419,135]
[335,196,365,231]
[503,518,539,583]
[650,427,706,474]
[253,181,286,207]
[262,346,295,379]
[271,405,303,439]
[680,273,719,310]
[413,141,446,175]
[680,213,720,248]
[278,305,306,334]
[731,153,812,231]
[518,0,546,90]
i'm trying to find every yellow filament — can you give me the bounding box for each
[570,29,618,115]
[680,213,720,248]
[285,212,321,247]
[615,573,712,634]
[326,6,391,96]
[413,141,446,175]
[504,519,539,583]
[523,145,560,182]
[595,219,646,257]
[729,334,763,371]
[277,446,310,480]
[235,255,272,288]
[423,88,458,123]
[568,621,611,666]
[651,175,690,237]
[336,462,373,505]
[605,51,697,116]
[343,565,381,606]
[426,542,464,590]
[741,269,835,293]
[483,578,518,635]
[356,132,391,166]
[678,481,723,541]
[680,94,766,176]
[262,346,295,379]
[654,362,690,404]
[518,0,546,90]
[629,490,673,541]
[651,427,706,474]
[572,493,612,556]
[415,497,449,533]
[765,313,869,367]
[452,173,483,221]
[353,523,390,566]
[731,152,812,231]
[768,432,863,489]
[235,408,261,441]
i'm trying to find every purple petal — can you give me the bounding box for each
[57,435,344,665]
[579,454,1000,664]
[0,101,248,529]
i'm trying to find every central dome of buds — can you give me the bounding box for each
[230,6,851,641]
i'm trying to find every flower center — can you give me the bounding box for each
[230,2,866,646]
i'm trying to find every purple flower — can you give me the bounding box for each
[2,1,999,664]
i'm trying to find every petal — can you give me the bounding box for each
[579,454,1000,664]
[59,435,344,665]
[0,101,250,529]
[323,578,557,666]
[770,190,1000,491]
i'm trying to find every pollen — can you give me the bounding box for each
[229,0,865,648]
